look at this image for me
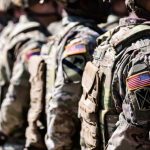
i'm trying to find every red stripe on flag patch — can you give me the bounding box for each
[126,71,150,91]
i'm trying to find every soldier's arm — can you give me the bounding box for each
[112,38,150,126]
[46,34,98,149]
[25,55,47,150]
[105,38,150,150]
[0,47,41,137]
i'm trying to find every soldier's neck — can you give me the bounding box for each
[129,12,143,19]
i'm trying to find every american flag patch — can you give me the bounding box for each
[64,42,86,57]
[126,71,150,91]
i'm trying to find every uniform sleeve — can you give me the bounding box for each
[113,39,150,126]
[45,35,98,149]
[125,49,150,125]
[25,56,47,149]
[0,47,41,136]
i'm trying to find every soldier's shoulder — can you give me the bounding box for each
[0,21,15,37]
[63,27,99,58]
[10,22,40,38]
[76,24,102,39]
[6,18,49,53]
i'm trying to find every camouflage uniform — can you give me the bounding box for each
[43,15,104,150]
[24,21,64,150]
[0,21,16,106]
[0,0,16,106]
[25,0,111,149]
[78,0,150,150]
[0,14,50,150]
[106,18,150,150]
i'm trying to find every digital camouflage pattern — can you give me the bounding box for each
[106,18,150,150]
[24,20,64,150]
[0,15,50,150]
[25,56,47,150]
[79,17,150,150]
[41,15,104,150]
[125,0,150,20]
[0,0,12,32]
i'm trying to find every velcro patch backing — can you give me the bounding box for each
[126,71,150,91]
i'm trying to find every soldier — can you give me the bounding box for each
[0,0,23,107]
[79,0,150,149]
[35,0,111,149]
[0,0,62,150]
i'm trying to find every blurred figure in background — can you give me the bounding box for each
[101,0,128,30]
[0,0,62,150]
[106,0,150,148]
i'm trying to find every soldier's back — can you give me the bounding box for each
[0,14,50,150]
[79,15,150,150]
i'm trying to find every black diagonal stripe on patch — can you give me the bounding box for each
[135,88,150,110]
[62,59,83,76]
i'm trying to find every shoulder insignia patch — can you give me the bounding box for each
[64,42,86,57]
[126,71,150,91]
[135,88,150,111]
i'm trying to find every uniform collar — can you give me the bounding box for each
[62,15,97,27]
[119,17,148,27]
[19,15,40,24]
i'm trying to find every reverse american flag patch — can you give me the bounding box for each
[126,71,150,91]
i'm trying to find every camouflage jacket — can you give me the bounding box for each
[0,21,15,106]
[26,15,104,150]
[0,14,50,142]
[45,15,105,149]
[79,17,150,149]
